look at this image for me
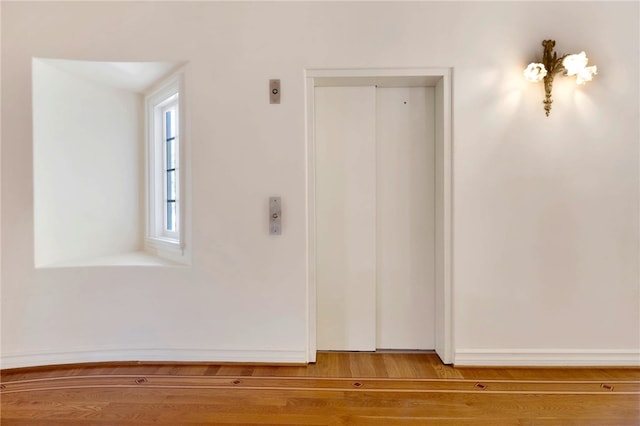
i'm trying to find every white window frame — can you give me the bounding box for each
[145,74,185,254]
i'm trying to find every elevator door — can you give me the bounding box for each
[316,85,435,351]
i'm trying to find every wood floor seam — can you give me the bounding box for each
[3,375,639,395]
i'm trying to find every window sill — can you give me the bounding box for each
[36,251,186,268]
[145,236,182,252]
[144,237,188,264]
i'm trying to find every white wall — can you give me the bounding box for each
[33,59,143,267]
[1,1,638,367]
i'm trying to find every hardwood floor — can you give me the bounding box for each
[2,352,639,425]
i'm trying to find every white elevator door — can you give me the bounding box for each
[316,85,435,351]
[315,86,378,351]
[376,87,435,350]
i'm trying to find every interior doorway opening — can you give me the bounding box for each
[305,69,453,364]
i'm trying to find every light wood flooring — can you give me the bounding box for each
[2,352,639,425]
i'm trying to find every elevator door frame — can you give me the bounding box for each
[305,68,454,365]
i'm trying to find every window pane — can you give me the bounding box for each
[167,201,176,232]
[165,109,175,139]
[166,139,175,170]
[167,170,176,200]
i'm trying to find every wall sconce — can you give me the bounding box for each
[524,40,597,116]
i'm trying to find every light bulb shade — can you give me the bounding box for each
[562,51,588,76]
[524,62,547,82]
[576,65,597,85]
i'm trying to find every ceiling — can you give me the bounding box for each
[38,58,184,93]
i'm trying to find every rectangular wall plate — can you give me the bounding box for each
[269,79,281,104]
[269,196,281,235]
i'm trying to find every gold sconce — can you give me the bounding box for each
[524,40,597,116]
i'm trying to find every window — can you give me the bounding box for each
[163,99,178,236]
[146,75,184,254]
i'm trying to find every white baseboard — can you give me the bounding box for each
[0,348,307,370]
[454,349,640,367]
[4,348,638,369]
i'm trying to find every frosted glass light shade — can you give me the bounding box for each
[524,62,547,82]
[576,65,597,85]
[562,52,588,76]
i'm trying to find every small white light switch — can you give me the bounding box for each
[269,197,281,235]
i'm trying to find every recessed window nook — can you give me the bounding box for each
[32,58,188,268]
